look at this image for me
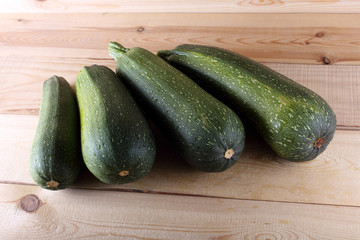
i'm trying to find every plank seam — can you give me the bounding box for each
[2,181,360,209]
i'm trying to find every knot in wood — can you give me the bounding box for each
[20,194,41,213]
[322,57,331,65]
[315,32,324,38]
[137,27,145,32]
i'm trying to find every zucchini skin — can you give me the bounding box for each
[76,65,156,184]
[109,42,245,172]
[29,76,81,190]
[158,44,336,162]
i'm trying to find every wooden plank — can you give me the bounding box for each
[0,0,359,13]
[1,183,360,240]
[1,114,360,206]
[3,13,360,30]
[0,13,360,65]
[1,56,358,127]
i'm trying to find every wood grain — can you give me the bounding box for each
[1,3,360,238]
[1,56,358,127]
[0,0,359,13]
[1,183,360,240]
[1,13,360,65]
[2,114,360,206]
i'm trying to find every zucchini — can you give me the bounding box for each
[76,65,156,184]
[29,76,81,190]
[158,44,336,162]
[108,42,245,172]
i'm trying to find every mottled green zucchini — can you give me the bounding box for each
[76,65,156,184]
[109,42,245,172]
[29,76,81,190]
[159,44,336,161]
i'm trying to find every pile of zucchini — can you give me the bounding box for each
[29,42,336,190]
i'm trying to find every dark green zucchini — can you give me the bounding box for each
[108,42,245,172]
[158,44,336,162]
[76,65,156,184]
[29,76,81,190]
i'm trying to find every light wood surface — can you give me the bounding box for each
[1,13,360,65]
[1,183,360,240]
[1,2,360,239]
[1,0,359,13]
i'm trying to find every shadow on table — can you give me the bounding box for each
[73,122,280,191]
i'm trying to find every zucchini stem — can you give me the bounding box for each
[157,50,172,60]
[119,170,129,177]
[314,137,326,149]
[224,149,235,159]
[46,180,59,188]
[108,41,130,59]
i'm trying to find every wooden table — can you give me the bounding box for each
[1,1,360,239]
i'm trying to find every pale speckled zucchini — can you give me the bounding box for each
[158,44,336,162]
[108,42,245,172]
